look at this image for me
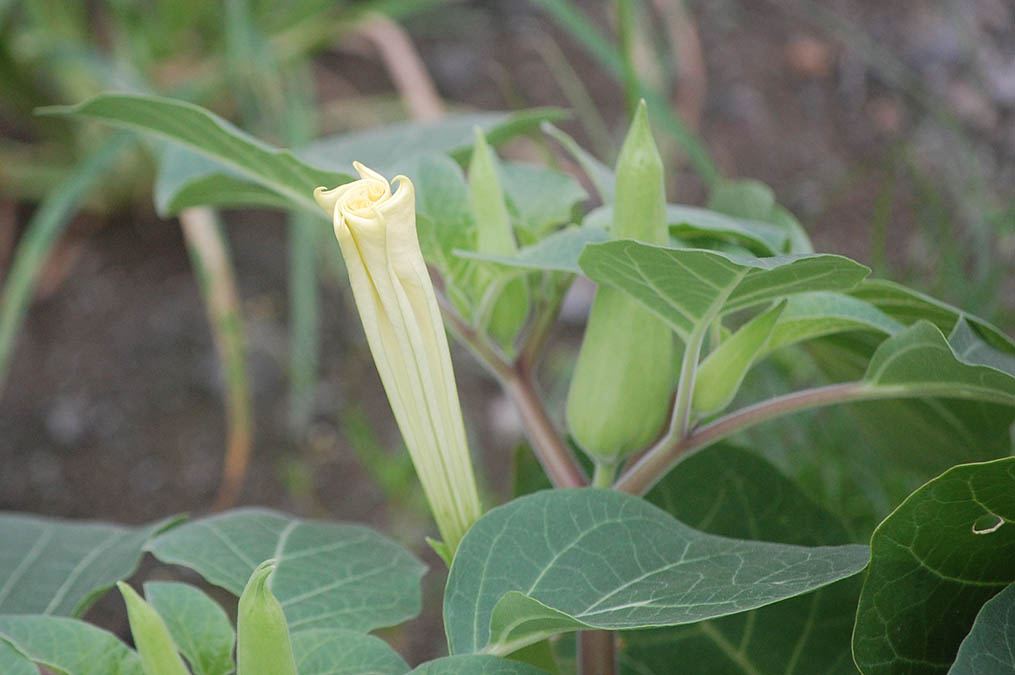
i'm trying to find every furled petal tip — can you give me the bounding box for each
[314,163,481,555]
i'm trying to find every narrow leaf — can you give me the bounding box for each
[42,93,346,213]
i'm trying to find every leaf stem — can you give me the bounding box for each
[614,382,871,495]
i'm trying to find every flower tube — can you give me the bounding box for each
[315,163,482,555]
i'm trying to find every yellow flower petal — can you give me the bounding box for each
[315,164,481,552]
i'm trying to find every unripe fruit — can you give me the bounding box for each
[566,101,675,464]
[236,560,298,675]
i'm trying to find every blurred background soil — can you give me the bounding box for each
[1,0,1013,664]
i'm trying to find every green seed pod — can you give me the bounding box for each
[566,101,675,464]
[116,582,189,675]
[468,127,530,354]
[692,300,786,416]
[236,560,298,675]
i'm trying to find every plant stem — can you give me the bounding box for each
[502,366,588,489]
[578,630,616,675]
[436,290,586,489]
[614,382,870,495]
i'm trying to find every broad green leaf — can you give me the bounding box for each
[623,444,861,675]
[949,583,1015,675]
[853,458,1015,675]
[292,628,410,675]
[693,301,786,416]
[42,93,347,213]
[144,582,234,675]
[0,513,180,616]
[765,292,904,355]
[146,508,426,634]
[577,241,869,341]
[0,640,35,675]
[300,109,565,177]
[862,321,1015,405]
[584,203,788,255]
[410,655,548,674]
[949,319,1015,375]
[850,279,1013,352]
[501,161,587,236]
[444,489,869,656]
[456,226,609,274]
[154,146,296,216]
[0,615,142,675]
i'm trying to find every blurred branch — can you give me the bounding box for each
[179,207,252,511]
[358,13,443,121]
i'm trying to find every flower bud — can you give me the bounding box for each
[315,164,482,554]
[692,300,785,416]
[116,582,189,675]
[566,101,675,464]
[468,128,530,354]
[236,560,298,675]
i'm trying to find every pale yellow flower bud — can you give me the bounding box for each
[314,163,482,554]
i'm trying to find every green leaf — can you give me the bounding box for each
[410,655,549,674]
[577,241,869,341]
[300,109,565,177]
[501,161,587,236]
[0,640,35,675]
[584,204,788,255]
[146,508,426,634]
[444,489,869,656]
[456,226,609,274]
[623,444,861,674]
[765,292,905,355]
[0,615,143,675]
[862,321,1015,406]
[850,279,1013,352]
[42,93,347,213]
[708,179,813,254]
[292,628,410,675]
[154,146,296,217]
[143,582,234,675]
[541,122,615,202]
[949,583,1015,675]
[949,319,1015,375]
[0,513,180,616]
[853,458,1015,675]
